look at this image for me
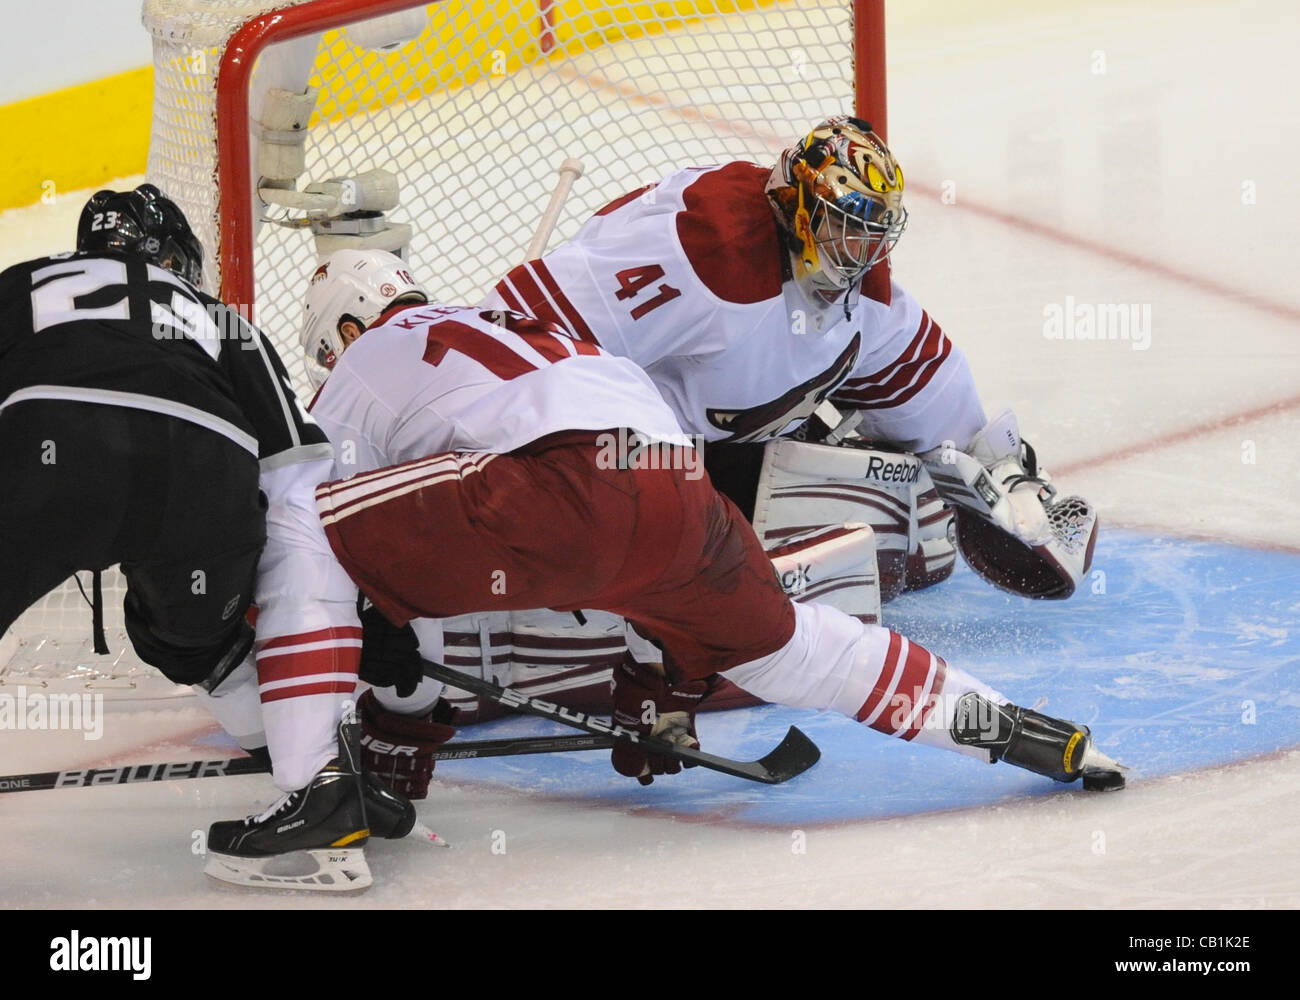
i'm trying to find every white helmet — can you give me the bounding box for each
[301,248,428,387]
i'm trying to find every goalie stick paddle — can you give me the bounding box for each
[0,733,615,794]
[421,659,821,785]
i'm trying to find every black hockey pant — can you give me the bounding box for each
[0,400,266,686]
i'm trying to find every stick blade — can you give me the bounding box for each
[754,726,821,783]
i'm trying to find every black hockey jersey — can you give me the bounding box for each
[0,251,328,469]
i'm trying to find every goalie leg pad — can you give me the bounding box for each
[904,475,956,592]
[438,527,881,723]
[767,523,882,625]
[433,609,625,724]
[751,438,953,600]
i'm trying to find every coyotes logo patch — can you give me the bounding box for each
[705,334,860,442]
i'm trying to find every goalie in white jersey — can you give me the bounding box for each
[483,115,1096,596]
[470,116,1100,719]
[203,249,1124,891]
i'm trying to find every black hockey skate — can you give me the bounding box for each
[205,716,414,891]
[951,693,1127,791]
[236,745,415,840]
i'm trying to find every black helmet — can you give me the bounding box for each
[76,183,205,289]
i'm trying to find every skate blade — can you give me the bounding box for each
[1079,742,1129,791]
[204,847,372,893]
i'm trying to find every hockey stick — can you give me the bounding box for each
[421,659,821,785]
[0,733,614,794]
[524,157,584,261]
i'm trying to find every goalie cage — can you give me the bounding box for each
[1,0,885,699]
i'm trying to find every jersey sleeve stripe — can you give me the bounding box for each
[497,264,562,327]
[493,273,527,314]
[837,313,935,396]
[532,260,598,343]
[857,338,953,410]
[502,263,578,340]
[832,316,953,409]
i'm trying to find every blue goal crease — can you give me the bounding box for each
[422,530,1300,824]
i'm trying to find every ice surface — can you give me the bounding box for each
[1,0,1297,908]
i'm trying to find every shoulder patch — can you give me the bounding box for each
[676,163,785,305]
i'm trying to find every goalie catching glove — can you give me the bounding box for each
[920,409,1098,599]
[610,655,719,785]
[357,688,457,800]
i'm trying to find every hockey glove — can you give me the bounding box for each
[357,688,456,800]
[610,656,717,785]
[357,603,423,698]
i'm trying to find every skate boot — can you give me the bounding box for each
[236,745,415,839]
[363,771,416,839]
[206,716,383,891]
[951,693,1127,791]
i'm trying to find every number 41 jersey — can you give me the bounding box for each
[483,162,986,453]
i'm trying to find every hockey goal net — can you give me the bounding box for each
[1,0,882,696]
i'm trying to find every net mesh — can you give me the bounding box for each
[3,0,859,691]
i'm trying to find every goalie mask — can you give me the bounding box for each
[766,116,906,300]
[301,248,428,387]
[76,183,205,290]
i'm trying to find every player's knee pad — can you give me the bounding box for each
[750,438,954,601]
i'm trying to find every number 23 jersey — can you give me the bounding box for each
[484,161,986,453]
[0,251,327,469]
